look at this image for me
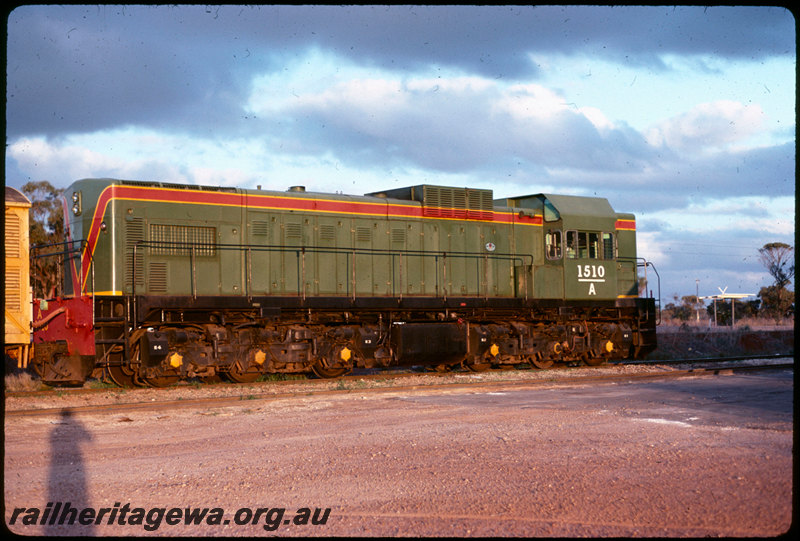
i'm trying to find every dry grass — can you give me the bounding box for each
[658,316,794,333]
[4,371,43,392]
[648,322,794,360]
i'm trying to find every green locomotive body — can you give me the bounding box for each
[31,178,657,386]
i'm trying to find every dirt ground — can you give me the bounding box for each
[4,367,793,537]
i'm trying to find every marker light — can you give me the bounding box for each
[71,192,82,215]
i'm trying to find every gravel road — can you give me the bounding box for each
[4,367,792,537]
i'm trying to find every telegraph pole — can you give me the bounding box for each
[695,279,700,322]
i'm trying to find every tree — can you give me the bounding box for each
[21,180,65,298]
[681,294,705,321]
[757,242,794,323]
[758,285,794,323]
[663,294,703,322]
[758,242,794,289]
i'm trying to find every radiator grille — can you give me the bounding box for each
[355,227,372,243]
[285,222,303,240]
[148,262,168,293]
[319,224,336,241]
[251,220,270,237]
[422,186,493,220]
[125,218,145,288]
[150,224,216,256]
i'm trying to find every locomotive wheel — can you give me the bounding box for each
[465,357,491,372]
[133,342,180,387]
[226,361,262,383]
[138,349,180,386]
[142,374,180,387]
[466,363,490,372]
[530,357,554,370]
[105,364,138,387]
[583,356,607,367]
[311,361,348,378]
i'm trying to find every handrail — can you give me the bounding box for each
[30,239,95,326]
[636,258,661,325]
[609,256,662,325]
[131,240,532,305]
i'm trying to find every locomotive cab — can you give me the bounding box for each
[506,193,639,301]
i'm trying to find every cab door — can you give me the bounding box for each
[218,221,243,296]
[535,228,565,299]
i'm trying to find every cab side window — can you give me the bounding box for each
[565,230,579,259]
[546,230,562,260]
[566,230,613,260]
[602,232,615,259]
[587,232,599,259]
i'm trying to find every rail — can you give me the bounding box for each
[5,356,791,415]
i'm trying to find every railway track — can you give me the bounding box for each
[5,355,792,418]
[5,352,793,396]
[615,352,793,366]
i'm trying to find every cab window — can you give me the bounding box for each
[543,200,560,222]
[566,230,611,259]
[587,232,599,259]
[565,231,579,259]
[545,230,562,260]
[602,232,615,259]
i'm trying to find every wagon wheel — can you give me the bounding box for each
[226,359,262,383]
[29,358,45,379]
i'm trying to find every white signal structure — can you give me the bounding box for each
[699,287,756,327]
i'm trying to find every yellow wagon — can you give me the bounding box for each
[5,186,32,369]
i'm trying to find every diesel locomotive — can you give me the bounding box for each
[29,178,658,386]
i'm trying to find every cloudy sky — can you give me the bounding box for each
[5,5,795,304]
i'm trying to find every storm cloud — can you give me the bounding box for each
[5,5,795,299]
